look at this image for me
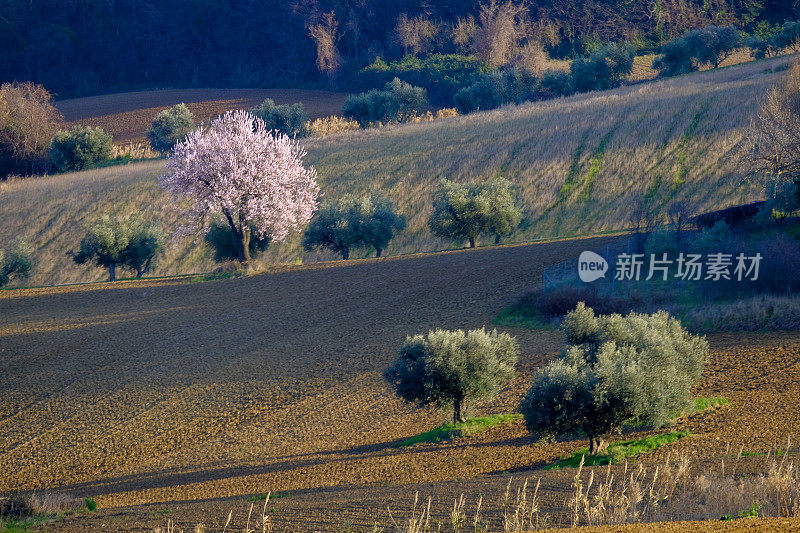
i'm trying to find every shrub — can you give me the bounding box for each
[653,37,694,76]
[429,177,523,248]
[570,42,635,93]
[0,237,34,287]
[249,98,308,137]
[519,303,708,454]
[49,126,113,172]
[505,286,635,324]
[302,193,405,259]
[359,54,488,106]
[453,72,505,113]
[205,220,270,262]
[307,115,360,137]
[537,70,574,98]
[343,78,428,127]
[384,328,519,423]
[0,82,62,178]
[72,214,164,281]
[147,103,195,154]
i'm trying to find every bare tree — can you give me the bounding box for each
[309,11,342,78]
[0,82,62,177]
[396,14,438,56]
[514,41,550,76]
[747,61,800,205]
[667,200,693,241]
[629,195,661,252]
[472,1,530,68]
[451,15,478,53]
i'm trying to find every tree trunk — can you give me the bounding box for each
[240,226,251,263]
[589,436,608,455]
[341,247,349,260]
[468,237,476,248]
[375,247,382,258]
[108,263,117,282]
[453,394,466,423]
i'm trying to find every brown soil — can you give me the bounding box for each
[1,238,799,531]
[55,88,349,144]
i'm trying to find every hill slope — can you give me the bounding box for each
[0,56,792,286]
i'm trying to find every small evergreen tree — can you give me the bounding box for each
[519,304,708,454]
[350,194,406,257]
[0,238,34,287]
[343,78,428,126]
[570,42,635,93]
[385,328,519,423]
[49,126,113,172]
[147,103,195,154]
[72,214,164,281]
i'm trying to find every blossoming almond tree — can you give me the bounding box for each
[161,110,320,262]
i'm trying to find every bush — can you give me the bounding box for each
[429,177,523,248]
[505,286,636,324]
[49,126,113,172]
[519,303,708,454]
[537,70,574,98]
[384,328,519,423]
[249,98,308,137]
[307,115,360,137]
[72,214,164,281]
[302,193,405,259]
[342,78,428,127]
[570,42,635,93]
[0,237,34,287]
[0,82,62,178]
[147,103,195,154]
[359,54,488,106]
[205,220,270,262]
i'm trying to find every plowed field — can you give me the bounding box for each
[2,239,799,531]
[55,89,349,144]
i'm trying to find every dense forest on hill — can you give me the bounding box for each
[0,0,798,98]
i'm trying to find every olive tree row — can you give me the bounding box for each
[385,304,708,455]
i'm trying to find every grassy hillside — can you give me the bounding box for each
[0,56,792,286]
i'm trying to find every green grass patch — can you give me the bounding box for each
[693,397,729,413]
[492,308,555,329]
[249,491,291,502]
[396,414,521,447]
[672,102,709,189]
[546,430,690,469]
[579,129,615,202]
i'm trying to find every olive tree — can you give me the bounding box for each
[49,126,113,172]
[519,303,708,455]
[0,238,34,287]
[303,193,405,259]
[429,177,522,248]
[147,103,195,154]
[385,328,519,423]
[72,215,164,281]
[250,99,308,138]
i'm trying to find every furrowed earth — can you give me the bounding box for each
[2,239,799,531]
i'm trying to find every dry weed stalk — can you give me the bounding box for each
[502,476,547,531]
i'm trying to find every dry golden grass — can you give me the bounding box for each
[0,55,795,287]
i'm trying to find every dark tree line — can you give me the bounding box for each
[0,0,796,98]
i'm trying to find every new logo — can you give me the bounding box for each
[578,251,608,283]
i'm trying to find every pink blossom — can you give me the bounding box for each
[161,110,320,248]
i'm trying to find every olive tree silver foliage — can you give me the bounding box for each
[429,177,523,248]
[385,328,519,423]
[519,303,708,454]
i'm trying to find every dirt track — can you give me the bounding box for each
[55,88,349,144]
[2,238,800,531]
